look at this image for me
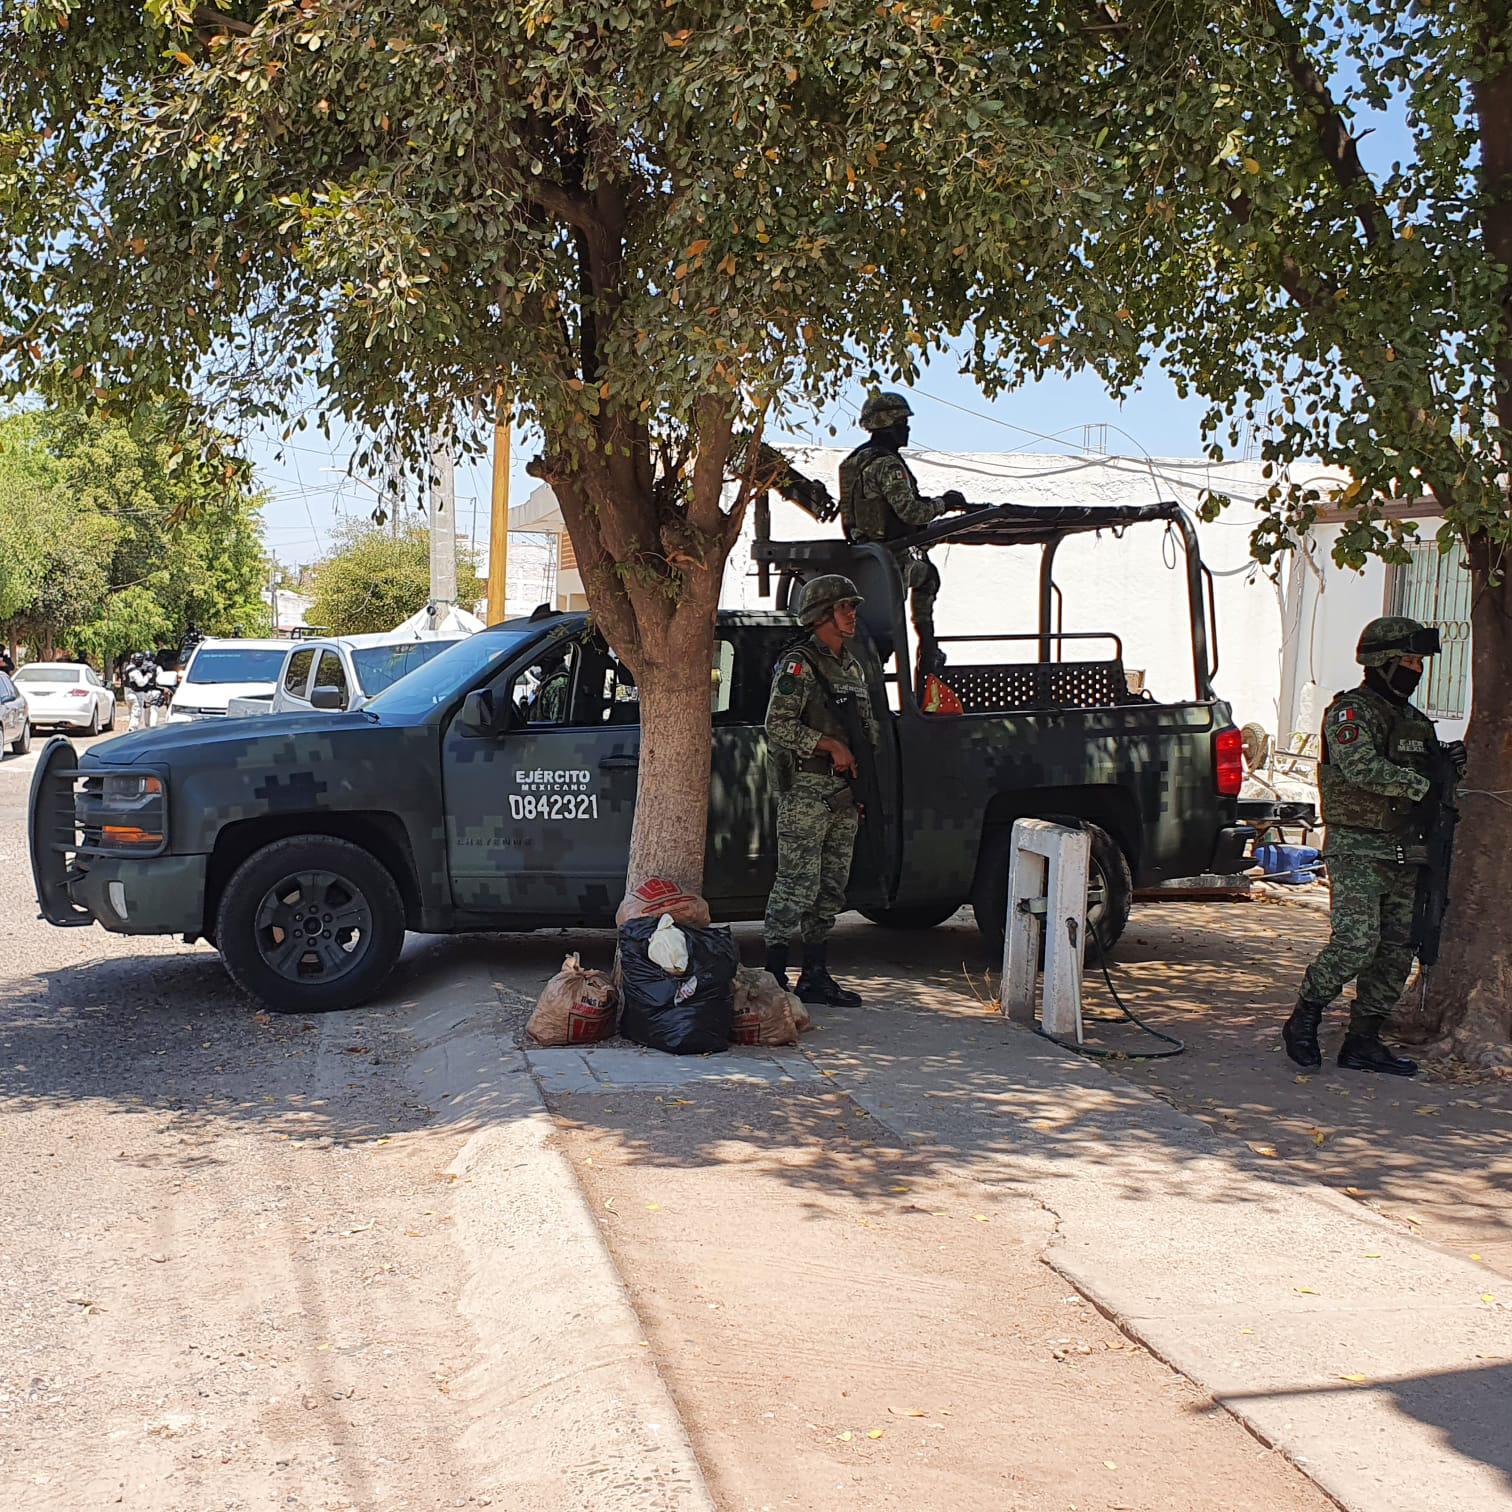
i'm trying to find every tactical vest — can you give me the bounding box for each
[838,442,909,544]
[770,639,862,788]
[1319,686,1437,837]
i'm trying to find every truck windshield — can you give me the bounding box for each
[352,639,461,697]
[364,630,533,717]
[186,649,288,684]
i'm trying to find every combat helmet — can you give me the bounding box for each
[1356,616,1442,667]
[858,391,914,432]
[796,574,864,626]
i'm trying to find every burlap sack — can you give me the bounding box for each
[614,876,712,929]
[729,966,803,1046]
[526,953,619,1046]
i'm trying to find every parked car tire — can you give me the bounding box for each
[10,720,30,756]
[859,903,961,930]
[217,835,406,1014]
[973,820,1133,960]
[84,705,100,737]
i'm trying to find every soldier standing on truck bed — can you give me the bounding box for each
[839,391,968,678]
[763,575,879,1008]
[1282,616,1466,1077]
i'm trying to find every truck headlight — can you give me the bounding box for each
[85,772,168,852]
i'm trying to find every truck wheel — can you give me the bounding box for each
[973,822,1133,960]
[216,835,405,1014]
[859,903,960,930]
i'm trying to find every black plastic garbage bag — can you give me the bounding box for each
[617,916,738,1055]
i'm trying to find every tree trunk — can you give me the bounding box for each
[1407,564,1512,1067]
[625,615,720,896]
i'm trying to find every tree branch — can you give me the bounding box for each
[1259,0,1394,249]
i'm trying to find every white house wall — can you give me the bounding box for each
[1280,522,1469,743]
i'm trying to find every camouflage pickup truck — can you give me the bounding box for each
[29,499,1252,1014]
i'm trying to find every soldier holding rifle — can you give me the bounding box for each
[1282,616,1466,1077]
[762,575,879,1008]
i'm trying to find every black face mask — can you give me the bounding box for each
[1386,661,1423,697]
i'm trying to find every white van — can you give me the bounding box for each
[169,638,289,722]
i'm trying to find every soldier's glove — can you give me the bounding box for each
[940,489,969,513]
[1443,739,1468,778]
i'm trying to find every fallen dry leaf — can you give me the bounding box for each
[887,1185,910,1194]
[1295,1286,1319,1295]
[1481,1294,1496,1305]
[867,1428,884,1439]
[645,1202,662,1212]
[971,1214,989,1223]
[1360,1252,1381,1259]
[1104,1460,1118,1470]
[1249,1142,1279,1158]
[1309,1127,1329,1147]
[837,1431,853,1442]
[1470,1252,1484,1261]
[1338,1374,1368,1384]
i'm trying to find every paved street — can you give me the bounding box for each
[2,740,1508,1511]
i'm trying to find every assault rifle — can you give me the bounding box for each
[1410,746,1461,968]
[745,441,839,525]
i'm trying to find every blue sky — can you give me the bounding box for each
[248,361,1217,569]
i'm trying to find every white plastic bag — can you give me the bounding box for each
[646,912,690,975]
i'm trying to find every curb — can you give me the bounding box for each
[399,967,716,1512]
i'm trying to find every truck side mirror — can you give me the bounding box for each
[310,686,344,711]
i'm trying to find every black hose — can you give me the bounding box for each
[1032,922,1186,1061]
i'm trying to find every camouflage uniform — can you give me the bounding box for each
[840,392,961,670]
[763,637,879,947]
[1301,683,1437,1026]
[1284,614,1455,1077]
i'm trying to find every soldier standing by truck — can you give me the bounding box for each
[762,575,879,1008]
[839,391,968,677]
[1282,616,1466,1077]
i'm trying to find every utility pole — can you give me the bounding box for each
[487,390,511,624]
[428,425,457,619]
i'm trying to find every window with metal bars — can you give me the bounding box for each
[1384,540,1472,718]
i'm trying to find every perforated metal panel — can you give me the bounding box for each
[944,661,1130,713]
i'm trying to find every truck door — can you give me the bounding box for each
[442,635,639,921]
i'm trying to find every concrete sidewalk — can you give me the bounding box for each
[804,999,1512,1512]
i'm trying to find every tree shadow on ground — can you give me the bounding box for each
[1208,1359,1512,1494]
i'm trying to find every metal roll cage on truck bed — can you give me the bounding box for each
[753,495,1220,710]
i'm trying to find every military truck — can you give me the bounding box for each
[30,498,1252,1014]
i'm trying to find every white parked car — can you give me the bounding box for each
[168,638,289,723]
[0,670,32,753]
[226,633,465,717]
[13,662,116,734]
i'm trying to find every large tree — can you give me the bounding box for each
[1045,2,1512,1061]
[0,407,268,662]
[0,0,1110,888]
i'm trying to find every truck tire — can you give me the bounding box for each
[216,835,405,1014]
[859,903,960,930]
[972,821,1133,960]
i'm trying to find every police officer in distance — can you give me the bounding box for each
[763,575,879,1007]
[1282,616,1466,1076]
[839,391,968,678]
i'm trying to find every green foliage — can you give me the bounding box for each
[307,522,483,636]
[0,0,1116,669]
[1004,1,1512,570]
[0,406,268,663]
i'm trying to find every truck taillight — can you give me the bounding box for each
[1214,726,1243,796]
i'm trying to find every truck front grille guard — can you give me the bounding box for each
[28,739,96,926]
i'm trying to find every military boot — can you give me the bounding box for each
[1338,1019,1418,1077]
[795,944,862,1007]
[763,943,790,991]
[1281,997,1326,1069]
